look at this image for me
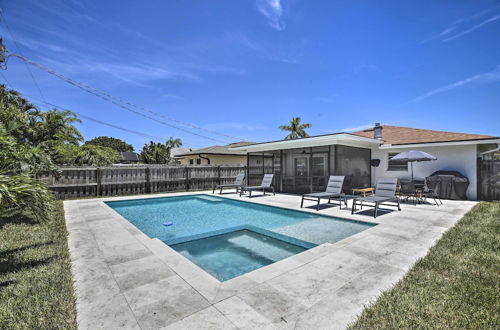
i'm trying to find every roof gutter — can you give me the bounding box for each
[379,138,500,149]
[479,143,500,157]
[231,133,381,152]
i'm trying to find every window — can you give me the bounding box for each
[388,153,408,171]
[196,158,202,165]
[294,157,309,177]
[189,159,194,165]
[311,154,327,176]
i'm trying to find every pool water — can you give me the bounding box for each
[171,229,307,281]
[106,194,375,280]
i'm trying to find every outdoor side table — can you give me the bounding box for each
[352,187,375,197]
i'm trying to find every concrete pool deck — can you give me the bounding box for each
[64,191,476,329]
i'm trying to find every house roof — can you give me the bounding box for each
[175,141,255,157]
[119,151,140,161]
[170,147,193,157]
[352,125,498,145]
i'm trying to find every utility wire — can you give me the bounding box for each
[8,53,230,143]
[0,72,202,148]
[37,102,171,141]
[0,9,47,103]
[6,53,246,143]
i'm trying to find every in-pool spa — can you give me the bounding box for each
[106,194,374,280]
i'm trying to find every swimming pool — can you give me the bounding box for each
[106,194,375,280]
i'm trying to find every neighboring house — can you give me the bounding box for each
[118,151,141,164]
[232,124,500,200]
[175,142,255,166]
[170,147,194,165]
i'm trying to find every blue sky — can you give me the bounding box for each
[1,0,499,150]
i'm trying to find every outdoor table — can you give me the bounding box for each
[352,187,374,197]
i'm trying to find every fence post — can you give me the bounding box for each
[185,166,190,191]
[96,167,102,196]
[145,166,151,194]
[217,166,221,185]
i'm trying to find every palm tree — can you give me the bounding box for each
[279,117,312,140]
[165,137,182,148]
[36,109,83,146]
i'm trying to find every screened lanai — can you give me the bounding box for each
[237,133,380,195]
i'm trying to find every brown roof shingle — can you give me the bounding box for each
[352,125,497,145]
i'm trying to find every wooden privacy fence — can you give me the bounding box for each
[40,165,247,199]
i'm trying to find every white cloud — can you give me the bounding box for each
[410,66,500,103]
[423,6,500,43]
[256,0,285,31]
[443,13,500,41]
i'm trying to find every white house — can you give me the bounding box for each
[232,124,500,200]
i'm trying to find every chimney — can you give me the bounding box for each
[373,123,383,140]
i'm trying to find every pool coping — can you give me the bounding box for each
[65,190,477,329]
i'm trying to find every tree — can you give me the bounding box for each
[140,141,169,164]
[54,144,119,166]
[166,137,182,149]
[279,117,312,140]
[0,85,83,148]
[165,137,182,159]
[0,85,86,221]
[140,138,183,164]
[75,145,119,166]
[35,109,83,146]
[85,136,134,152]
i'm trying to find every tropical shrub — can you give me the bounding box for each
[0,174,53,220]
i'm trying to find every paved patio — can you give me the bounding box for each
[64,191,476,329]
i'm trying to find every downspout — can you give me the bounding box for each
[198,154,210,164]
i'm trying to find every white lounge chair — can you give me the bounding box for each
[212,173,245,194]
[240,174,275,197]
[300,176,346,210]
[352,177,401,218]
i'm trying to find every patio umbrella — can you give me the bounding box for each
[390,150,437,182]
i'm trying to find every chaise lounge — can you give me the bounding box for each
[300,176,346,211]
[212,173,245,194]
[352,177,401,218]
[240,174,275,197]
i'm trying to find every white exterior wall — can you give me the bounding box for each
[371,144,477,200]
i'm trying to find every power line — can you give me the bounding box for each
[0,9,46,103]
[35,101,170,141]
[34,101,201,148]
[6,53,246,143]
[0,73,202,148]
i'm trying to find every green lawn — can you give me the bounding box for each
[0,201,77,329]
[350,202,500,329]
